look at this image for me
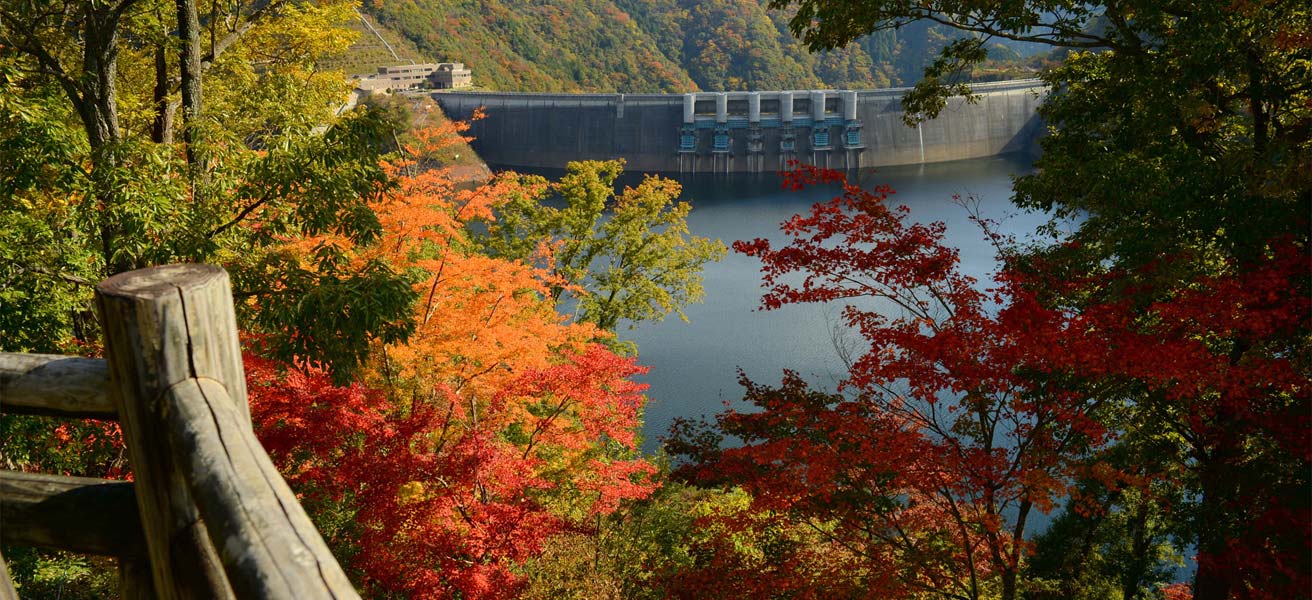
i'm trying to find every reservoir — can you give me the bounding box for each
[605,155,1051,452]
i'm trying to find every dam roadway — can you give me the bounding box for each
[430,79,1046,174]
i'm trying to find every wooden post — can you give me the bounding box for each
[0,549,16,600]
[96,264,243,599]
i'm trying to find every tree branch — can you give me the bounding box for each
[0,12,82,97]
[208,193,270,238]
[201,0,285,69]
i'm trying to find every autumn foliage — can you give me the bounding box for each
[247,345,653,598]
[1034,240,1311,599]
[671,165,1111,599]
[670,165,1310,600]
[246,120,658,598]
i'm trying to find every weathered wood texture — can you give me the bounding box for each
[0,470,144,557]
[0,550,17,600]
[0,353,114,418]
[95,263,359,599]
[165,378,359,599]
[2,264,357,598]
[96,264,243,599]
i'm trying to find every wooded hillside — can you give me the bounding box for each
[356,0,1035,92]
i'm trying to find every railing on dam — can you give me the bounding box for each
[430,78,1047,175]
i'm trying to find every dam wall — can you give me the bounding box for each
[431,79,1046,174]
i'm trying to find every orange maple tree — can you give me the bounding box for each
[247,120,657,598]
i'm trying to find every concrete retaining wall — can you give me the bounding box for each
[431,79,1046,173]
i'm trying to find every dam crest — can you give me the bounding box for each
[431,79,1046,174]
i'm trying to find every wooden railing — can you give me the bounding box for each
[0,264,359,599]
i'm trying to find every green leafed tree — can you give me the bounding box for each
[474,159,726,338]
[1,0,420,586]
[0,0,422,380]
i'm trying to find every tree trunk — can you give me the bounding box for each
[176,0,202,166]
[1192,471,1236,600]
[78,6,122,150]
[1121,501,1151,600]
[1192,412,1242,600]
[999,499,1031,600]
[76,3,132,274]
[151,43,175,145]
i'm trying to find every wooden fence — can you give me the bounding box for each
[0,264,359,599]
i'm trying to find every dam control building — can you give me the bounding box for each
[432,79,1045,174]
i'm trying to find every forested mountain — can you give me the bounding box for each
[356,0,1034,92]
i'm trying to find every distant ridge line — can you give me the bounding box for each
[425,78,1046,99]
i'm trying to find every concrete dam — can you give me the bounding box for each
[431,79,1046,174]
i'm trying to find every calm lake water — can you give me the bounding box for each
[609,155,1054,452]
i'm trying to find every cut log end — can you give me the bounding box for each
[96,264,227,299]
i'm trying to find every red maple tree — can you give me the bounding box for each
[248,344,656,599]
[671,165,1310,600]
[1031,239,1311,600]
[671,165,1112,600]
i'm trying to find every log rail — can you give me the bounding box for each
[0,264,359,599]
